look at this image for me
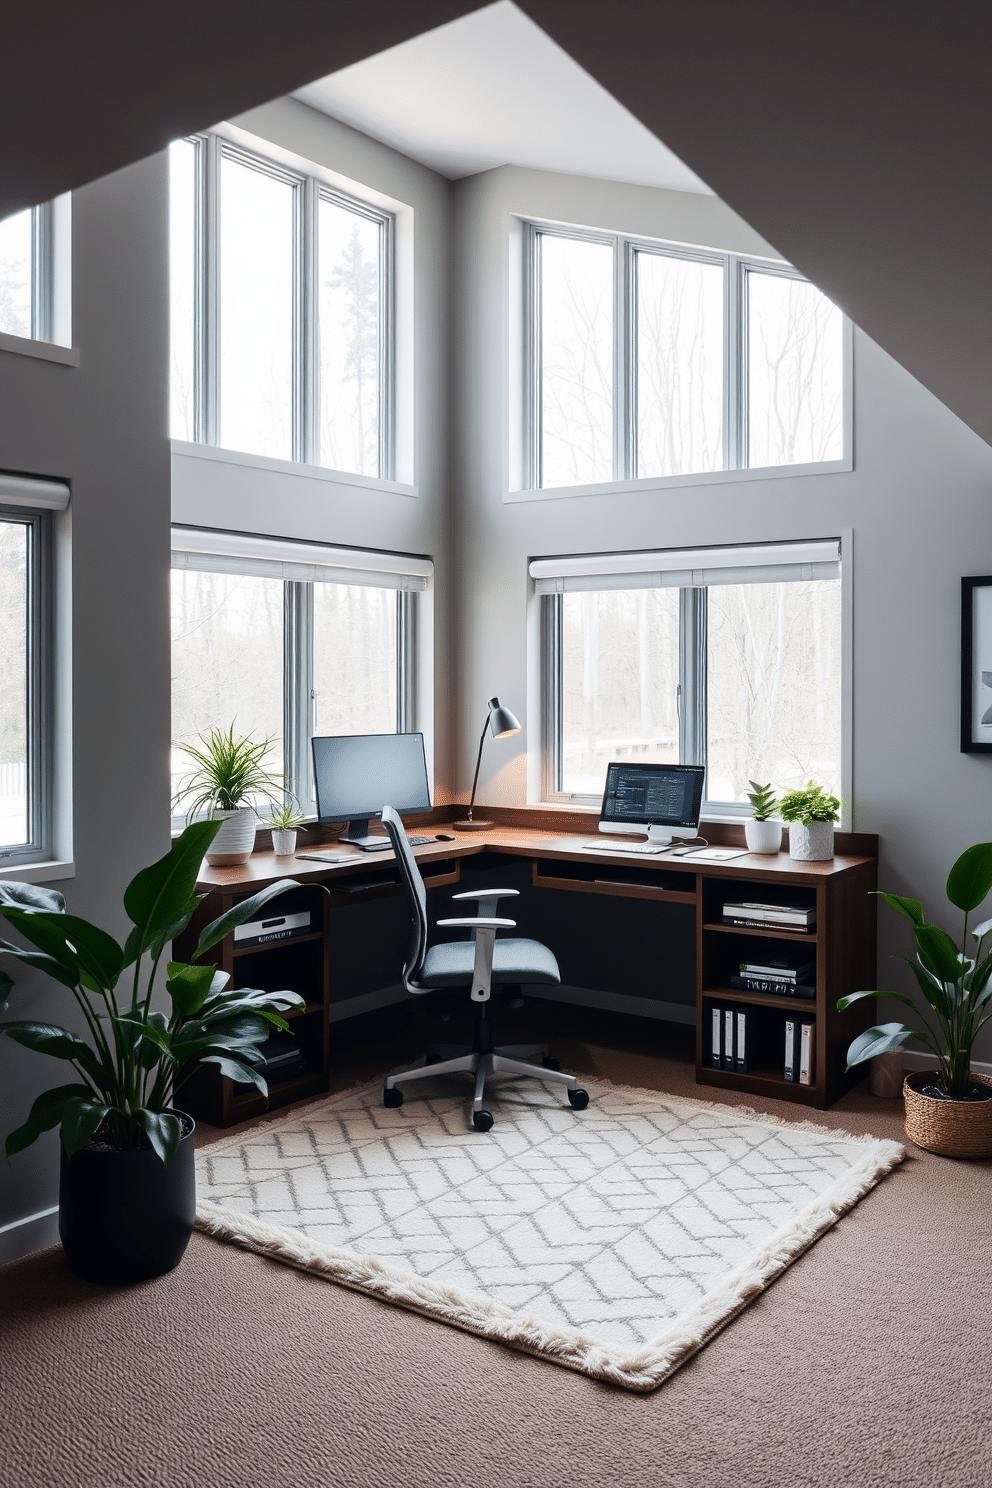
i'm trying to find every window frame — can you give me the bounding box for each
[536,537,852,826]
[522,221,851,495]
[0,200,54,344]
[174,134,394,477]
[0,504,54,867]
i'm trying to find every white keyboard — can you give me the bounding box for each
[579,839,665,855]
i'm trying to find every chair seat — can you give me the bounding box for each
[419,936,560,988]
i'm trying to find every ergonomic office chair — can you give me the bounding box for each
[380,805,589,1131]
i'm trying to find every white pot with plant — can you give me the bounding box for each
[779,781,841,861]
[174,725,284,865]
[268,797,307,857]
[744,781,782,854]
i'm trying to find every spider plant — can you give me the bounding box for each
[267,795,308,831]
[173,724,284,818]
[0,819,307,1164]
[839,842,992,1097]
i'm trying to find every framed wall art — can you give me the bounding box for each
[961,575,992,753]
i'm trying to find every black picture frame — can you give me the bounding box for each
[961,576,992,753]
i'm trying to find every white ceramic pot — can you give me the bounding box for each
[205,807,258,865]
[744,818,783,854]
[789,821,835,861]
[271,828,297,857]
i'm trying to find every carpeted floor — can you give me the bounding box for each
[3,1027,992,1488]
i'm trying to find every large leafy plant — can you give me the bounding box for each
[839,842,992,1097]
[0,820,306,1164]
[174,724,284,818]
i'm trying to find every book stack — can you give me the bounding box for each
[722,900,815,932]
[784,1017,815,1085]
[730,957,815,999]
[708,1004,816,1086]
[246,1033,307,1086]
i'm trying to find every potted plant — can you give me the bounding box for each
[0,819,305,1282]
[174,724,285,865]
[838,841,992,1158]
[267,796,307,857]
[779,780,840,861]
[744,781,782,854]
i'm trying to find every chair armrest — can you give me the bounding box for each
[436,917,516,929]
[452,888,520,902]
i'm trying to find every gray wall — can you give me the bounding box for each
[0,154,172,1237]
[452,164,992,1052]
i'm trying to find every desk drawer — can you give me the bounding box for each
[532,859,696,905]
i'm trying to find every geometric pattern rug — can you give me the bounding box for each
[195,1075,904,1392]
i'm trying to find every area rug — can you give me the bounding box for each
[195,1075,904,1392]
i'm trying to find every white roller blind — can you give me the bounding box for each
[171,528,431,591]
[0,472,70,511]
[530,539,840,593]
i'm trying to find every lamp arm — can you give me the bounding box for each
[466,710,492,821]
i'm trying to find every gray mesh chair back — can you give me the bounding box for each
[381,804,428,990]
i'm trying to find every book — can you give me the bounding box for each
[710,1005,722,1068]
[799,1021,815,1085]
[730,974,815,999]
[723,915,816,933]
[735,1008,749,1072]
[724,900,815,926]
[740,958,814,981]
[723,1007,735,1069]
[783,1018,799,1081]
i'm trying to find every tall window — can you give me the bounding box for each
[169,136,391,476]
[536,541,843,813]
[528,225,845,489]
[0,501,54,864]
[0,204,53,342]
[170,533,426,820]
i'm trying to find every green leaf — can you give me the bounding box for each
[193,879,302,959]
[845,1023,915,1070]
[836,989,920,1013]
[165,961,218,1019]
[60,1096,111,1157]
[904,958,953,1020]
[4,1083,94,1157]
[0,881,66,914]
[877,893,925,926]
[914,923,962,984]
[0,1020,102,1077]
[946,842,992,912]
[972,915,992,943]
[0,931,78,988]
[199,1053,268,1094]
[117,1010,173,1060]
[123,821,221,943]
[135,1109,183,1166]
[0,911,124,992]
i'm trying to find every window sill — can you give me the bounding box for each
[506,457,852,504]
[0,331,79,367]
[171,440,417,498]
[0,858,74,883]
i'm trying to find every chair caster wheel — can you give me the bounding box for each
[383,1086,403,1108]
[542,1056,561,1071]
[568,1088,589,1110]
[473,1109,494,1132]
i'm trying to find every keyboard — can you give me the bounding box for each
[579,839,665,855]
[407,835,435,846]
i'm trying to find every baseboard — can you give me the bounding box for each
[0,1205,59,1267]
[901,1050,992,1078]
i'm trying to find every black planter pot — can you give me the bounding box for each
[59,1113,196,1284]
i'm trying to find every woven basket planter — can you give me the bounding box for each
[903,1070,992,1159]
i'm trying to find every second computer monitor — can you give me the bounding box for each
[599,761,706,846]
[311,732,432,849]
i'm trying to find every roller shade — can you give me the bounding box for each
[0,472,70,511]
[172,528,431,591]
[530,540,840,593]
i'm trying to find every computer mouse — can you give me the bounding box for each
[435,832,456,841]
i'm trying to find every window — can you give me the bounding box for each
[169,136,391,476]
[527,225,845,489]
[170,531,427,821]
[0,476,64,866]
[0,203,53,342]
[535,541,844,815]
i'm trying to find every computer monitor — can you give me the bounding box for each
[598,761,706,846]
[311,733,432,850]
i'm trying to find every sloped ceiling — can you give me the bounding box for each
[2,0,990,445]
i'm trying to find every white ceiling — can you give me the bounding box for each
[294,1,712,193]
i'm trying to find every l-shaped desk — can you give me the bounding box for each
[177,816,877,1124]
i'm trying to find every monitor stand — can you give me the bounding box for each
[338,819,392,852]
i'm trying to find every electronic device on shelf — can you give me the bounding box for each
[596,761,706,846]
[311,732,432,852]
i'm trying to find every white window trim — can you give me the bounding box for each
[511,219,853,503]
[528,532,854,830]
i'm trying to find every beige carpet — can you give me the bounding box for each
[196,1075,903,1390]
[3,1039,992,1488]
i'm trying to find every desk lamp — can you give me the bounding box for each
[452,696,522,831]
